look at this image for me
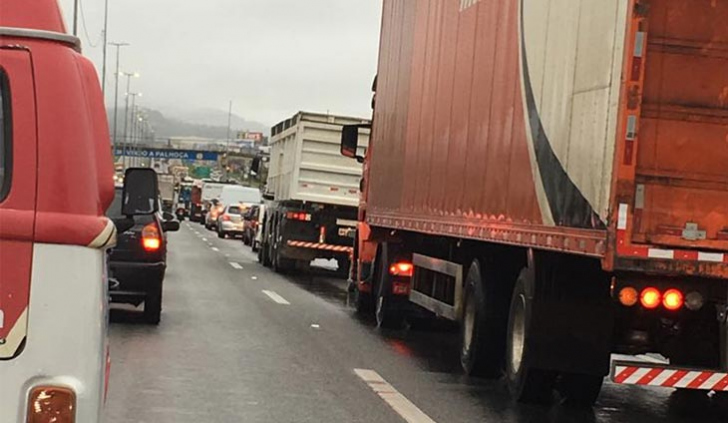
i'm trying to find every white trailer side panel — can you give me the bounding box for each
[269,112,369,207]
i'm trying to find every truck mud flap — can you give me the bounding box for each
[529,299,614,376]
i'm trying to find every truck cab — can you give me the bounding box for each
[0,1,159,420]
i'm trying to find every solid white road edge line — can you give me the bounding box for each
[354,369,437,423]
[229,262,243,270]
[262,290,290,305]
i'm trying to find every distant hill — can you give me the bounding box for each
[108,107,269,141]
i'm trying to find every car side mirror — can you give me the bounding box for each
[162,211,175,221]
[162,220,180,232]
[122,168,159,216]
[341,124,369,163]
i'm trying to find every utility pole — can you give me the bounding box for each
[109,42,129,156]
[101,0,110,96]
[73,0,79,36]
[129,93,141,166]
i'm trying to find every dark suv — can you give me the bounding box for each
[107,187,179,324]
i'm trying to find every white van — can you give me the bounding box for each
[219,186,262,208]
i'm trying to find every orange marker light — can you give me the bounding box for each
[619,287,639,307]
[389,262,414,278]
[663,289,684,311]
[27,386,76,423]
[640,287,661,309]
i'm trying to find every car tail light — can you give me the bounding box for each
[142,223,161,252]
[618,287,639,307]
[221,214,231,222]
[663,289,684,311]
[286,212,311,221]
[27,386,76,423]
[640,287,661,309]
[389,262,414,278]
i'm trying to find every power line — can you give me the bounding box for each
[78,0,102,48]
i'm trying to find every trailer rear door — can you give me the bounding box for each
[632,0,728,251]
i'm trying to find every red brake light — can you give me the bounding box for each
[640,287,661,309]
[663,289,684,311]
[221,214,231,222]
[142,223,161,252]
[389,262,414,278]
[286,212,311,221]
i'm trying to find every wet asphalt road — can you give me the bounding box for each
[104,223,728,423]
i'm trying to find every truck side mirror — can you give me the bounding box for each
[122,168,159,216]
[341,124,368,163]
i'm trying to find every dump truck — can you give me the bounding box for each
[259,111,369,274]
[341,0,728,406]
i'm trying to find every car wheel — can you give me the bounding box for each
[144,281,163,325]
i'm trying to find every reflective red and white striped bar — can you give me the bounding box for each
[612,361,728,391]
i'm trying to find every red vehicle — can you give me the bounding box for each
[0,1,159,420]
[342,0,728,406]
[189,184,203,223]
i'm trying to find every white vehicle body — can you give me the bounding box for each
[219,185,262,208]
[201,182,227,204]
[268,112,370,207]
[1,245,108,422]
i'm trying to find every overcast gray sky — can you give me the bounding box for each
[58,0,382,126]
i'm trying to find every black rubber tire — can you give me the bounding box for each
[144,282,163,325]
[557,373,604,407]
[374,244,405,329]
[217,230,225,239]
[460,259,507,379]
[336,257,351,278]
[272,228,294,274]
[243,233,252,246]
[505,269,556,404]
[354,289,374,315]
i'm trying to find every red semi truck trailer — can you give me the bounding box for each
[342,0,728,405]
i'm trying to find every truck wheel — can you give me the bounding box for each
[217,230,225,239]
[374,244,405,329]
[460,259,506,378]
[557,373,603,407]
[144,282,163,325]
[336,257,350,277]
[505,269,556,404]
[272,239,294,274]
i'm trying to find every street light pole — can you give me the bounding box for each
[73,0,79,36]
[121,72,139,168]
[109,43,129,157]
[101,0,110,97]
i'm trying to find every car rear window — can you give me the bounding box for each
[0,69,11,202]
[107,188,124,217]
[227,206,242,215]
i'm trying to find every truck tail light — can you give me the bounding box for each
[142,223,161,252]
[286,212,311,221]
[663,289,684,311]
[27,386,76,423]
[685,291,705,311]
[618,287,639,307]
[389,262,413,278]
[640,287,661,309]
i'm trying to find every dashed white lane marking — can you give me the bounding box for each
[229,262,243,270]
[202,238,208,242]
[310,324,320,329]
[262,290,290,305]
[354,369,436,423]
[211,247,220,252]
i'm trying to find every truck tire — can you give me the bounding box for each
[505,269,556,404]
[374,244,405,329]
[557,373,603,407]
[272,227,294,273]
[460,259,506,378]
[144,281,163,325]
[217,230,225,239]
[336,257,350,278]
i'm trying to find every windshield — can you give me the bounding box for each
[227,206,241,215]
